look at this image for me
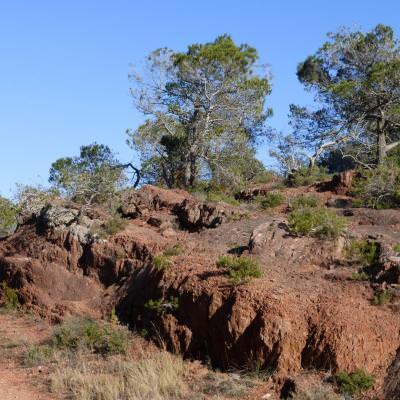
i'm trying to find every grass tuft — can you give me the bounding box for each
[216,255,262,284]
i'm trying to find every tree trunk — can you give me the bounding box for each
[377,131,387,165]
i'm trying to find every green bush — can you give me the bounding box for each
[23,345,54,367]
[351,271,369,281]
[163,244,183,257]
[393,243,400,253]
[51,318,130,355]
[288,208,346,239]
[144,297,179,315]
[290,195,320,210]
[216,255,262,284]
[287,166,329,187]
[345,240,379,266]
[152,255,172,270]
[206,191,240,206]
[0,282,20,311]
[0,197,16,238]
[104,214,128,235]
[352,162,400,209]
[373,290,393,306]
[335,369,374,396]
[257,192,284,209]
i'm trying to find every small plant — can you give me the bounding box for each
[206,191,240,206]
[345,240,379,266]
[287,166,329,187]
[216,255,262,284]
[0,281,20,311]
[104,214,128,235]
[351,271,369,281]
[291,195,320,210]
[292,386,339,400]
[51,318,130,355]
[22,345,54,367]
[393,243,400,253]
[335,369,375,396]
[144,297,179,315]
[373,290,393,306]
[288,207,346,239]
[257,192,284,209]
[163,244,183,257]
[152,255,172,270]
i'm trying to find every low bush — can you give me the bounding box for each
[292,386,339,400]
[290,195,320,210]
[351,271,369,281]
[216,255,262,284]
[206,191,240,206]
[373,290,393,306]
[257,192,284,209]
[0,197,16,238]
[288,207,346,239]
[51,318,130,355]
[163,244,183,257]
[23,345,54,367]
[286,166,330,187]
[335,369,375,396]
[103,214,128,235]
[0,282,19,311]
[144,297,179,315]
[393,243,400,253]
[152,255,172,270]
[351,162,400,209]
[345,240,379,266]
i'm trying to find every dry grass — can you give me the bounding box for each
[50,352,187,400]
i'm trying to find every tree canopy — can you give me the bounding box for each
[127,35,272,189]
[290,24,400,168]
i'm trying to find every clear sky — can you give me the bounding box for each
[1,0,399,197]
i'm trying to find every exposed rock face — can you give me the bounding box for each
[2,184,400,398]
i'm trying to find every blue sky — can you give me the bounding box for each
[1,0,399,197]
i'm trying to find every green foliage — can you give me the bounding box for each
[206,191,240,206]
[393,243,400,253]
[290,195,320,210]
[128,35,271,189]
[352,162,400,208]
[257,192,284,209]
[287,167,329,187]
[163,244,183,257]
[51,318,130,355]
[345,240,379,266]
[103,214,128,235]
[152,255,172,271]
[293,24,400,166]
[144,297,179,315]
[49,143,124,205]
[23,345,54,367]
[0,197,16,238]
[351,271,369,281]
[216,255,262,284]
[0,282,19,311]
[288,207,346,239]
[373,290,393,306]
[335,369,375,396]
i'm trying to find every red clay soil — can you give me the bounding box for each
[1,183,400,399]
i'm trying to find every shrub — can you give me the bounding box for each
[373,290,393,306]
[216,255,262,284]
[0,282,19,311]
[335,369,375,396]
[351,162,400,209]
[287,166,329,187]
[345,240,379,266]
[163,244,183,257]
[0,197,16,238]
[103,214,128,235]
[291,195,320,210]
[23,345,54,367]
[351,271,369,281]
[393,243,400,253]
[288,208,346,239]
[144,297,179,315]
[51,318,130,355]
[206,191,240,206]
[292,386,339,400]
[152,255,172,270]
[257,192,284,209]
